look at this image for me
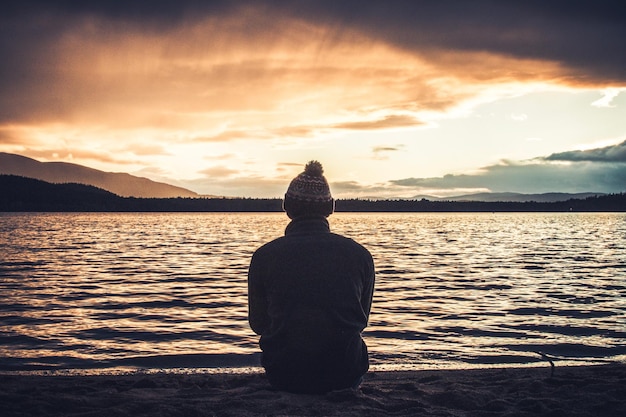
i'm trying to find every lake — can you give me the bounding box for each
[1,212,625,373]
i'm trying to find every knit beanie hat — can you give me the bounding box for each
[285,161,333,203]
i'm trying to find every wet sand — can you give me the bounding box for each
[1,364,624,416]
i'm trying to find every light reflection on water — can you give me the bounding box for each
[0,212,625,372]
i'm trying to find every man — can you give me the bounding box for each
[248,160,375,394]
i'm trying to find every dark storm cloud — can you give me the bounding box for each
[390,160,626,194]
[4,0,626,82]
[2,1,233,24]
[0,1,239,123]
[1,0,624,124]
[296,0,625,111]
[279,0,626,83]
[545,139,626,162]
[350,140,626,195]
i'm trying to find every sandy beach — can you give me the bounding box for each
[1,363,624,416]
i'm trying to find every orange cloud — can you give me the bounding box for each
[333,115,423,130]
[3,7,600,136]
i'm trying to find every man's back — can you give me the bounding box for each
[248,216,375,393]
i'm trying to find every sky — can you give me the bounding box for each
[1,1,625,198]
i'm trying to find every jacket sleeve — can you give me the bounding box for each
[248,252,270,335]
[361,252,375,321]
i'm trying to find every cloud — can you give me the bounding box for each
[333,115,422,130]
[2,1,233,27]
[591,88,624,108]
[0,7,449,139]
[390,158,626,196]
[2,1,624,129]
[370,144,405,161]
[199,166,240,177]
[508,113,528,122]
[194,116,420,143]
[277,162,305,168]
[14,148,141,166]
[545,140,626,163]
[192,130,268,143]
[124,144,170,157]
[389,140,626,196]
[281,1,626,84]
[373,146,402,153]
[0,128,28,145]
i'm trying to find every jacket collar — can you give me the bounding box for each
[285,216,330,235]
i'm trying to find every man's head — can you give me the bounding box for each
[283,160,334,219]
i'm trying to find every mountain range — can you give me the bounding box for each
[2,174,623,212]
[0,152,607,201]
[0,152,198,198]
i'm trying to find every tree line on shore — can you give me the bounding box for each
[1,174,624,212]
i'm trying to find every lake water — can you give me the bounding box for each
[1,212,625,373]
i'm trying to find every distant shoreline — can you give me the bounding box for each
[2,174,625,212]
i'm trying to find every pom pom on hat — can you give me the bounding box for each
[285,160,332,203]
[303,160,324,177]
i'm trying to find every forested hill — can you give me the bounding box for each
[0,175,281,212]
[1,175,124,211]
[1,175,625,212]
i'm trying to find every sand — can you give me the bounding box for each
[1,364,625,416]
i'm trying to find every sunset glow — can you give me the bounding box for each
[1,2,625,197]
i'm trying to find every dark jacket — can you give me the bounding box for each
[248,216,375,394]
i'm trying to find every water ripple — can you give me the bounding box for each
[1,212,625,371]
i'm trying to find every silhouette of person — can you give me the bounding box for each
[248,161,375,394]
